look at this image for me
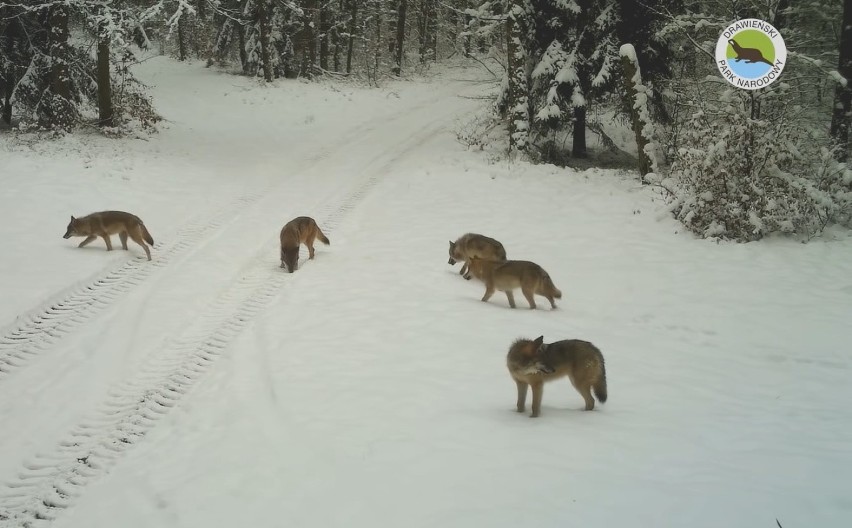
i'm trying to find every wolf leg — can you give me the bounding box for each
[100,235,113,251]
[504,290,517,309]
[127,229,152,261]
[78,235,97,248]
[521,288,537,309]
[515,380,528,412]
[481,284,496,303]
[530,381,544,417]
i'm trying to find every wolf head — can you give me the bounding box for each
[63,216,80,239]
[447,240,458,265]
[280,246,299,273]
[507,336,554,375]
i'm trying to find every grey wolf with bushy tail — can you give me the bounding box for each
[63,211,154,261]
[506,336,607,417]
[448,233,506,279]
[280,216,329,272]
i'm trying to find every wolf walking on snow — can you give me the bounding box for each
[63,211,155,261]
[507,336,607,417]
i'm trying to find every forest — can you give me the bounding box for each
[1,0,850,241]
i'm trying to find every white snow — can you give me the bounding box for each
[619,43,637,63]
[1,56,852,528]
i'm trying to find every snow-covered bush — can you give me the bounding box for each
[666,89,852,241]
[1,2,163,133]
[112,50,162,131]
[12,45,159,133]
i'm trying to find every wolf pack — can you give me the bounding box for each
[62,210,607,418]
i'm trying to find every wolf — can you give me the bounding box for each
[448,233,507,279]
[506,336,608,417]
[63,211,154,261]
[280,216,330,273]
[467,257,561,309]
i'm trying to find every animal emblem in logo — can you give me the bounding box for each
[727,38,774,67]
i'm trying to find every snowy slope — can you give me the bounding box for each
[1,57,851,528]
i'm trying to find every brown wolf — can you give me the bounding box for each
[468,257,561,309]
[63,211,154,261]
[507,336,607,417]
[280,216,329,273]
[448,233,507,279]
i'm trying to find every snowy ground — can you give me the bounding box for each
[1,56,851,528]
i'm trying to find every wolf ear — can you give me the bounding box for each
[70,215,76,221]
[533,336,544,348]
[449,240,454,246]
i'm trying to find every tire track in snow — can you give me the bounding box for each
[0,113,455,528]
[0,194,258,382]
[0,109,394,383]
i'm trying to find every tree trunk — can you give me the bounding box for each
[46,4,75,130]
[332,27,341,72]
[191,17,201,58]
[506,4,529,151]
[418,0,428,62]
[96,33,115,127]
[319,2,330,70]
[0,67,11,124]
[238,21,249,72]
[462,13,472,58]
[257,0,274,81]
[333,0,344,72]
[0,68,10,125]
[572,106,587,158]
[391,0,407,75]
[346,0,358,73]
[0,85,10,125]
[209,20,230,65]
[830,0,852,160]
[195,0,208,59]
[430,0,437,62]
[300,0,318,77]
[177,12,189,61]
[415,0,437,63]
[0,10,13,125]
[374,2,383,76]
[388,5,397,54]
[0,8,10,125]
[619,45,653,177]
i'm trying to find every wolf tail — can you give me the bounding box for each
[316,228,330,246]
[545,273,562,299]
[141,224,154,246]
[593,358,607,403]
